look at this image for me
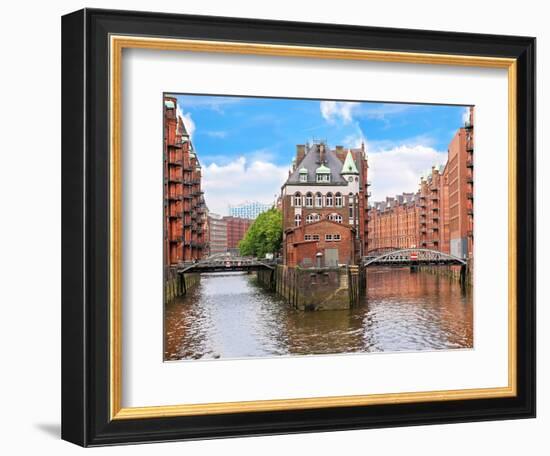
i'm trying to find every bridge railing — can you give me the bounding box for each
[363,248,467,267]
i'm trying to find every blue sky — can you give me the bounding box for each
[173,94,469,215]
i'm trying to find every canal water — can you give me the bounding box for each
[164,269,473,361]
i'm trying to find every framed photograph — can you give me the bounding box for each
[61,8,535,446]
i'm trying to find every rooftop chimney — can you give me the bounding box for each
[296,145,306,166]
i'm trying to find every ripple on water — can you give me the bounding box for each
[164,269,473,360]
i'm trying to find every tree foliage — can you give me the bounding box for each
[238,208,282,258]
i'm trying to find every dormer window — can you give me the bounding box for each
[299,167,308,183]
[315,164,331,183]
[316,174,330,183]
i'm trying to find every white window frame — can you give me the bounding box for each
[316,174,330,183]
[305,192,313,208]
[294,214,302,227]
[333,234,341,241]
[335,193,343,207]
[325,234,333,241]
[326,193,333,207]
[315,192,323,207]
[294,192,302,207]
[312,234,320,241]
[300,173,307,183]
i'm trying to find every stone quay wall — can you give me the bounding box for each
[165,268,200,303]
[417,259,473,287]
[257,265,365,311]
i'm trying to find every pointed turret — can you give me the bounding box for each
[341,150,359,175]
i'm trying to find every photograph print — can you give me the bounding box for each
[163,94,474,361]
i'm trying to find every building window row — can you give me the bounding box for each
[294,212,344,226]
[292,191,354,208]
[303,233,341,242]
[305,213,321,224]
[304,234,320,241]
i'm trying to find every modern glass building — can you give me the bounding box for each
[229,201,272,220]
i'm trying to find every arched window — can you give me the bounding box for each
[335,192,343,207]
[306,213,320,224]
[293,192,302,207]
[327,213,342,224]
[326,192,333,207]
[305,192,313,208]
[315,192,323,207]
[294,214,302,227]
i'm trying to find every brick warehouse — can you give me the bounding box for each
[163,95,207,268]
[366,107,474,259]
[281,140,369,267]
[224,216,253,254]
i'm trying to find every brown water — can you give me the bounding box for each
[164,268,473,361]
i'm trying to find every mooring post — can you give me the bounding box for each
[182,272,187,295]
[459,264,466,288]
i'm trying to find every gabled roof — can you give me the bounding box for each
[286,143,348,185]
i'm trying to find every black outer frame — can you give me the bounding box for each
[61,8,536,447]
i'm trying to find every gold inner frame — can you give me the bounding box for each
[109,35,517,420]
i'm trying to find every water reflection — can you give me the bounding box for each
[164,268,473,361]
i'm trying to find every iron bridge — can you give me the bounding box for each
[178,256,275,274]
[363,248,467,267]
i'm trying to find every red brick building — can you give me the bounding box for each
[224,216,253,253]
[367,193,420,251]
[285,220,356,267]
[448,107,474,259]
[281,141,369,267]
[367,107,474,260]
[164,95,207,268]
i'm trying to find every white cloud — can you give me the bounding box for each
[177,105,195,139]
[320,101,359,124]
[320,101,413,125]
[462,106,471,124]
[201,156,288,215]
[361,103,412,120]
[205,130,227,139]
[178,96,243,113]
[342,123,367,149]
[367,145,447,202]
[367,133,437,153]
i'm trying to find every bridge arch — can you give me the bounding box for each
[363,248,467,267]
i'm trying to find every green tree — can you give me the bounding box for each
[238,207,282,258]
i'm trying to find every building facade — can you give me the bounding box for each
[206,213,228,255]
[163,95,207,269]
[367,107,474,260]
[448,107,474,259]
[285,220,356,267]
[367,193,420,251]
[229,201,272,219]
[224,216,253,254]
[281,141,369,267]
